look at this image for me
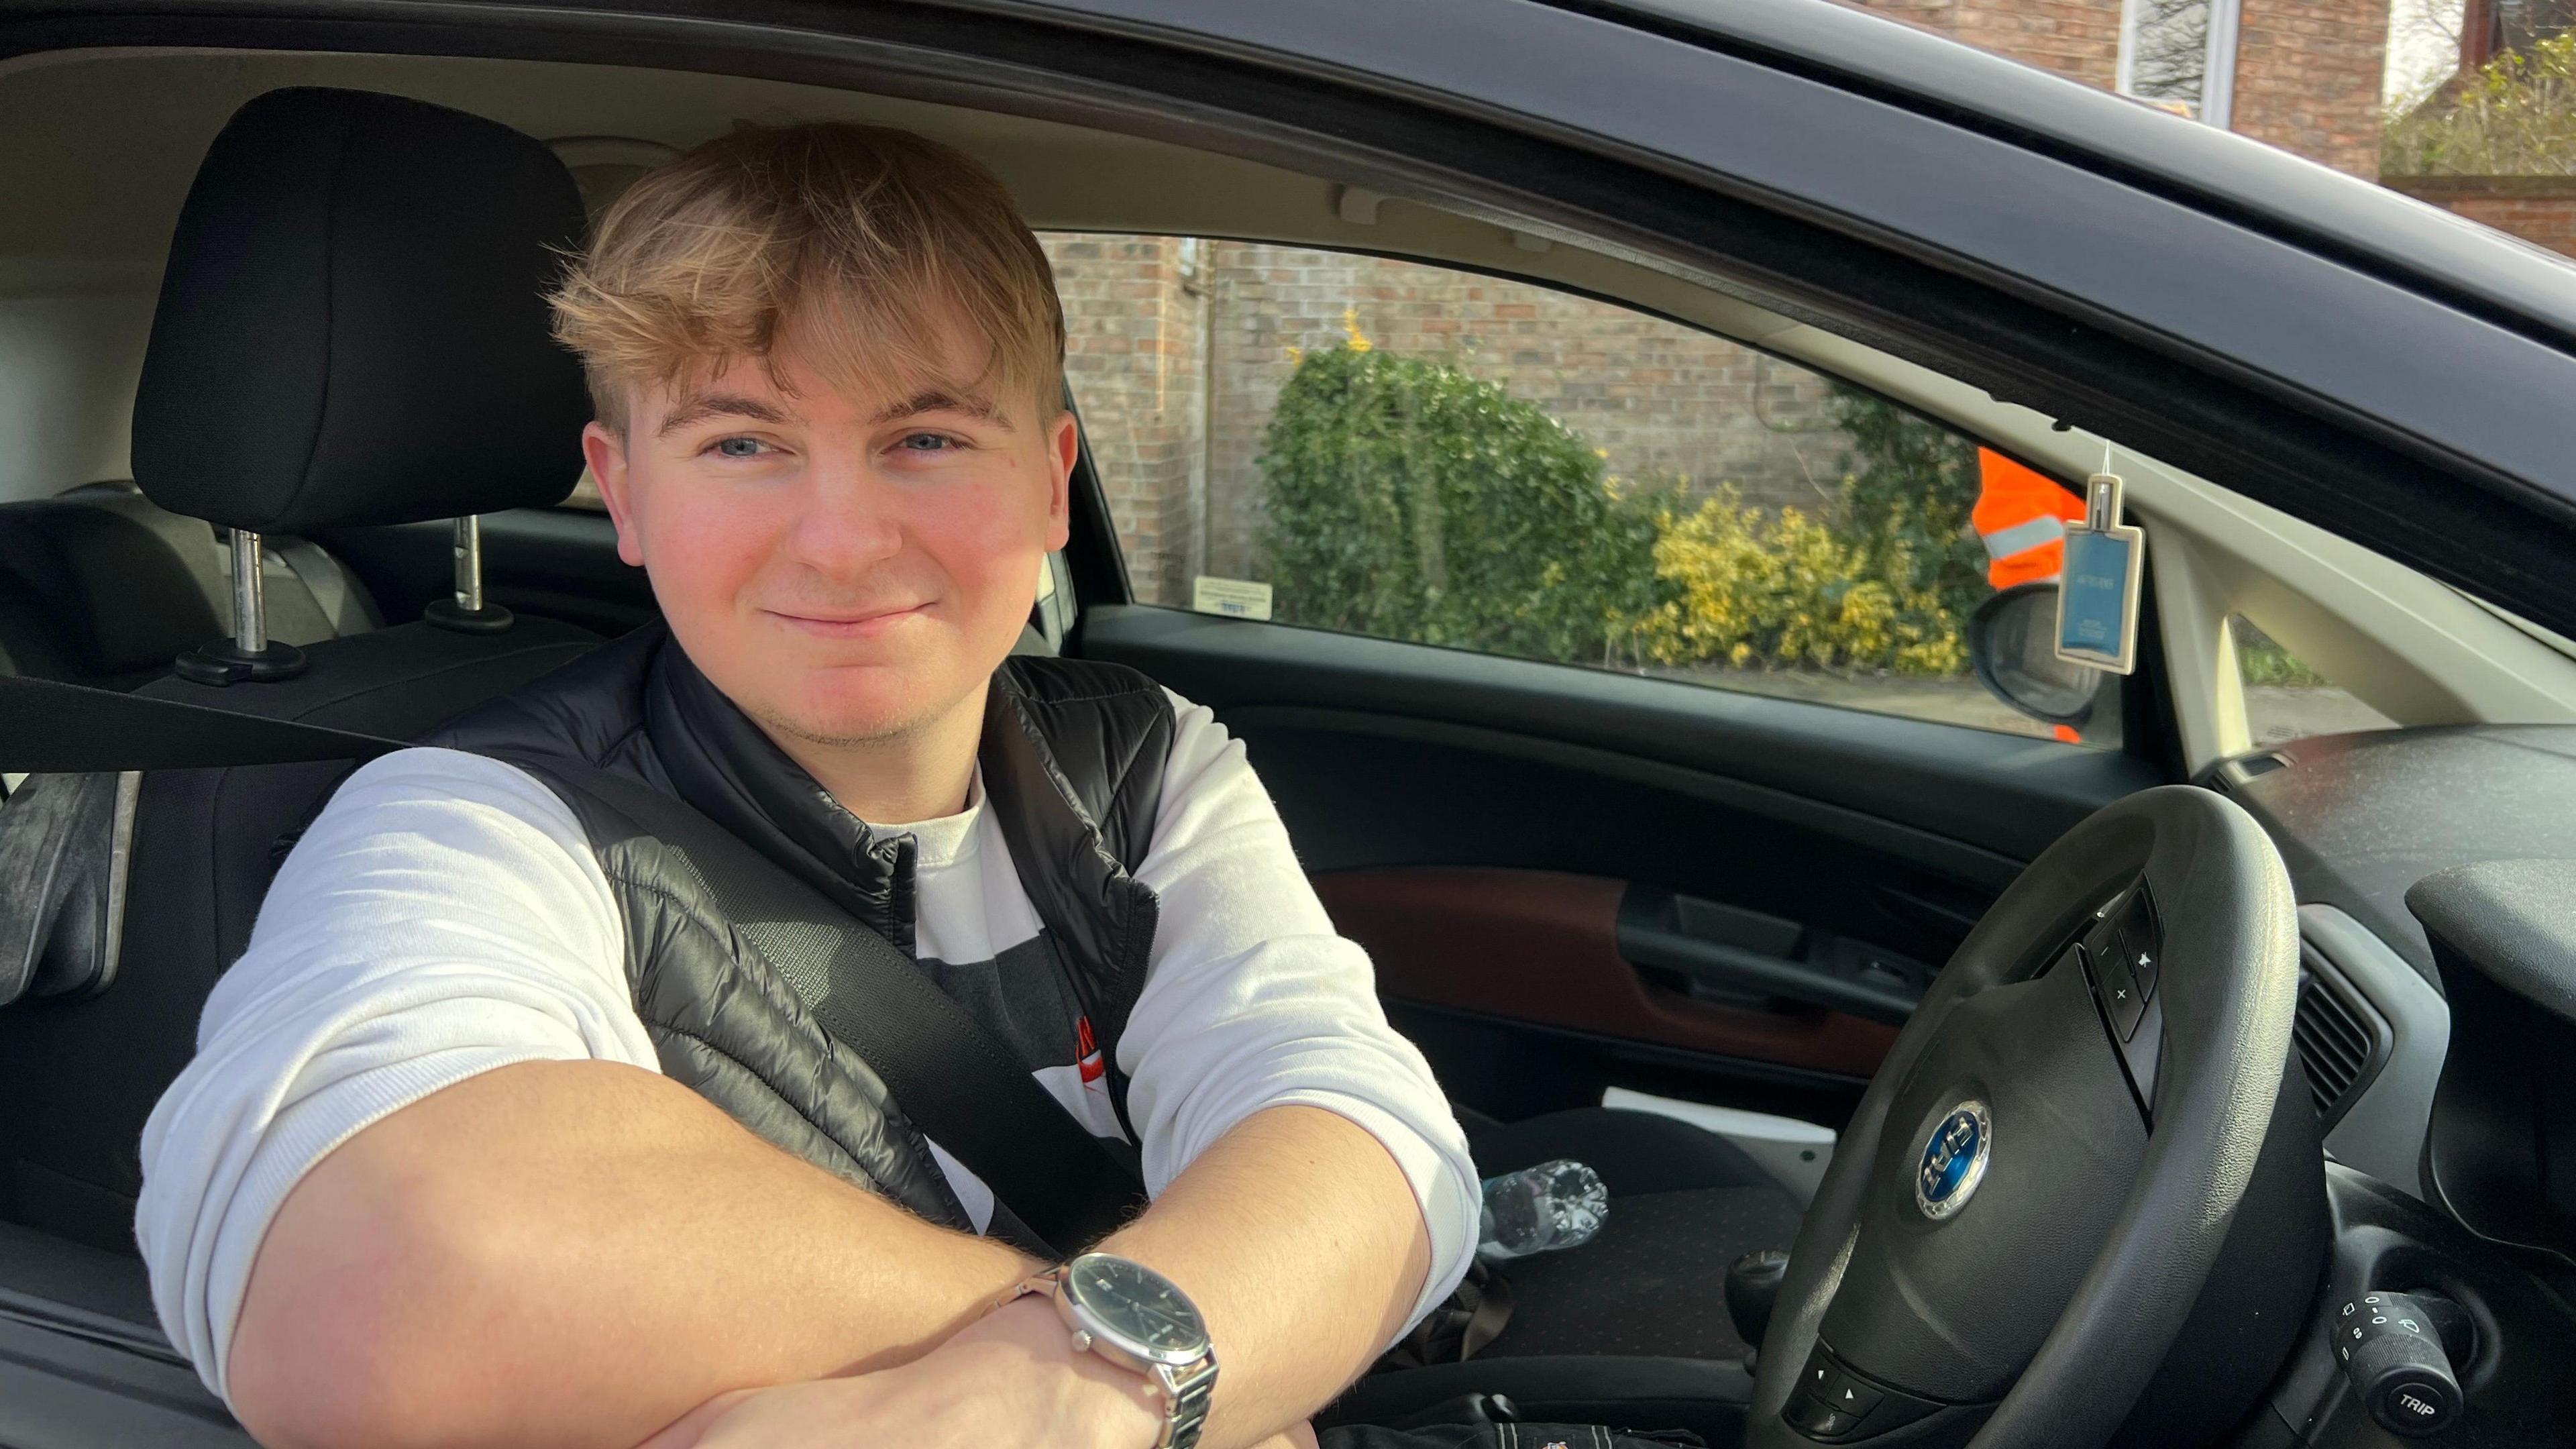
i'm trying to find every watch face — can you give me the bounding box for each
[1063,1254,1209,1365]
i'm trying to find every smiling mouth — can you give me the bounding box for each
[763,604,929,639]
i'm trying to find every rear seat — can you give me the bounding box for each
[0,480,376,692]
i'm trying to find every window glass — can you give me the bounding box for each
[1049,234,2120,746]
[2123,0,2216,115]
[2231,613,2398,747]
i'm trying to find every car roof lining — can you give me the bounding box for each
[0,48,1802,329]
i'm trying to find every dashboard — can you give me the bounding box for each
[2204,725,2576,1445]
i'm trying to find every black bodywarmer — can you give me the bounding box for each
[426,623,1176,1230]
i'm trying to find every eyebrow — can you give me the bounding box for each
[655,392,794,437]
[872,388,1011,430]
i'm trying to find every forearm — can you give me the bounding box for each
[1099,1104,1433,1449]
[227,1060,1032,1449]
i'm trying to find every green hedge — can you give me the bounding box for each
[1256,343,1660,663]
[1256,343,1988,676]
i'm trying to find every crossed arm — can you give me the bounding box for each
[223,1059,1432,1449]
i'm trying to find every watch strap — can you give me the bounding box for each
[1155,1352,1219,1449]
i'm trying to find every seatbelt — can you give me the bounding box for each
[0,669,1146,1254]
[0,671,405,772]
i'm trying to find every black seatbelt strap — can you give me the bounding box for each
[0,669,1146,1254]
[0,671,403,771]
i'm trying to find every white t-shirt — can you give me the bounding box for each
[134,692,1478,1405]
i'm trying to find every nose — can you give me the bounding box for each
[781,447,904,576]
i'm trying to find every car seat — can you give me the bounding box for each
[0,87,606,1250]
[0,480,374,693]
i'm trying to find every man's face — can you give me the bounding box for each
[585,313,1075,751]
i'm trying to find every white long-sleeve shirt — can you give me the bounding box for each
[134,691,1478,1406]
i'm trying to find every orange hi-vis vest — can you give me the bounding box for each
[1972,449,2086,590]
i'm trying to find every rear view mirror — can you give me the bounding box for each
[1969,582,2102,726]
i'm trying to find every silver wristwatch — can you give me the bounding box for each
[1004,1252,1219,1449]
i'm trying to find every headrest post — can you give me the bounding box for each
[174,529,308,686]
[231,528,268,654]
[424,515,516,635]
[455,514,484,614]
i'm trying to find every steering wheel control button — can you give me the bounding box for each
[2098,950,2146,1040]
[2338,1292,2464,1438]
[1787,1346,1936,1442]
[2117,910,2160,1000]
[1913,1100,1992,1220]
[1798,1354,1882,1421]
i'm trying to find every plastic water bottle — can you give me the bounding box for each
[1477,1159,1609,1261]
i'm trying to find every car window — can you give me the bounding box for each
[2229,613,2398,748]
[1048,234,2121,746]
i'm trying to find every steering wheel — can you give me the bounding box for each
[1746,784,2300,1449]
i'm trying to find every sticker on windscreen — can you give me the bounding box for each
[1192,576,1274,620]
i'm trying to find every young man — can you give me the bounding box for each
[136,123,1477,1449]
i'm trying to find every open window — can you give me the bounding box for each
[1051,234,2125,748]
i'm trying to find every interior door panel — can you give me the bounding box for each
[1075,602,2165,1125]
[1318,867,1900,1077]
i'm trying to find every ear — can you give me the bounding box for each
[1042,409,1077,553]
[582,421,648,568]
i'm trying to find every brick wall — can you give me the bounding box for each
[1040,234,1208,605]
[1836,0,2122,91]
[1841,0,2392,181]
[2382,175,2576,258]
[2232,0,2391,179]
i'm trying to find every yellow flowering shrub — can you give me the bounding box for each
[1621,488,1967,676]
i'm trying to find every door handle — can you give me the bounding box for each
[1617,885,1926,1025]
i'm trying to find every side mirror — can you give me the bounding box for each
[1968,582,2102,727]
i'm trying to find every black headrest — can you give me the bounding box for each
[131,88,592,533]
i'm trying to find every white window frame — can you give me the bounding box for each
[2116,0,2244,128]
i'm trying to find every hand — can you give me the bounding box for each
[636,1296,1165,1449]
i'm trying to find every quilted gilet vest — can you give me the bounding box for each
[426,623,1176,1231]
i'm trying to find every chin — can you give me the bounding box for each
[764,669,965,746]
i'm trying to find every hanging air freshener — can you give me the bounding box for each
[2054,470,2145,676]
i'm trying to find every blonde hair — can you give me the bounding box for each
[549,122,1064,433]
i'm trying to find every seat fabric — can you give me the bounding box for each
[1466,1108,1802,1365]
[1326,1107,1806,1444]
[0,618,601,1252]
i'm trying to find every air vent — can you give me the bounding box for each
[2292,955,2392,1129]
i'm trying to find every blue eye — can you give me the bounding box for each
[712,437,767,459]
[900,433,956,452]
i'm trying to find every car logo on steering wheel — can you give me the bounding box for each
[1915,1100,1992,1220]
